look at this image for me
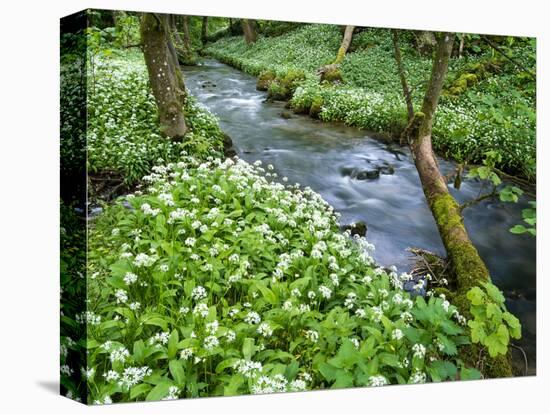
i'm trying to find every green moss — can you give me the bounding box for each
[309,96,324,118]
[267,81,290,100]
[429,192,513,378]
[321,67,343,83]
[256,70,276,91]
[280,69,306,92]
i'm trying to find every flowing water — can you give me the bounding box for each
[184,59,536,374]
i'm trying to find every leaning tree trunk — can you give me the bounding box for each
[412,33,489,294]
[408,32,512,377]
[140,13,187,140]
[334,25,355,64]
[201,16,209,45]
[241,19,257,44]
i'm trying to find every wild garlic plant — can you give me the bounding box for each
[82,155,479,403]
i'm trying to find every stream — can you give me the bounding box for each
[183,59,536,374]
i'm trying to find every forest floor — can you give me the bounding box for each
[205,25,536,181]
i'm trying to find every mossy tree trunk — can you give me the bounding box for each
[391,29,414,122]
[411,33,490,292]
[334,25,355,64]
[140,13,187,140]
[201,16,209,45]
[241,19,257,44]
[408,32,512,377]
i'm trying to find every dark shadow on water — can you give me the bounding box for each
[37,380,59,395]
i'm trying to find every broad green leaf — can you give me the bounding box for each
[169,359,186,386]
[145,382,171,401]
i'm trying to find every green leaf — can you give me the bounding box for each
[133,339,145,364]
[483,282,505,304]
[502,312,522,339]
[429,360,457,381]
[145,382,171,401]
[255,282,277,305]
[319,362,338,382]
[329,339,360,368]
[242,338,255,360]
[333,370,354,388]
[130,383,152,400]
[466,286,485,306]
[169,360,186,386]
[460,367,482,380]
[143,316,168,331]
[468,320,486,344]
[510,224,527,234]
[167,329,179,359]
[224,375,244,396]
[485,325,510,357]
[285,360,300,380]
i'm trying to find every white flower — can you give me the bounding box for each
[163,386,180,400]
[234,359,263,378]
[185,237,196,247]
[392,329,404,341]
[103,370,119,382]
[368,375,388,387]
[244,311,261,325]
[205,320,219,334]
[115,289,128,304]
[318,285,332,299]
[60,364,73,376]
[203,335,219,351]
[129,302,141,311]
[412,343,426,359]
[191,286,207,301]
[193,303,209,318]
[225,330,236,343]
[409,369,427,384]
[159,264,169,272]
[289,379,306,391]
[109,347,130,363]
[149,332,170,346]
[304,329,319,343]
[180,348,193,360]
[134,253,156,267]
[123,272,138,285]
[355,308,367,318]
[117,366,152,389]
[257,322,273,337]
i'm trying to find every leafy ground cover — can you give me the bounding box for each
[205,25,536,179]
[84,156,478,402]
[86,50,224,185]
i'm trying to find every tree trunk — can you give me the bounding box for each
[201,16,209,45]
[241,19,257,44]
[334,25,355,64]
[391,29,415,122]
[411,32,490,292]
[409,32,513,377]
[182,16,192,52]
[170,15,184,49]
[416,30,437,55]
[140,13,187,140]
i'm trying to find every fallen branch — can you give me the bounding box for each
[459,189,497,212]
